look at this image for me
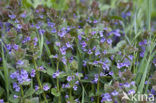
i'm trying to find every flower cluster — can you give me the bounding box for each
[0,0,155,103]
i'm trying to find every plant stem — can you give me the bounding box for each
[70,88,72,102]
[97,68,100,103]
[97,79,100,103]
[20,85,25,103]
[33,57,48,103]
[56,62,61,103]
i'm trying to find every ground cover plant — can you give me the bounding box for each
[0,0,156,103]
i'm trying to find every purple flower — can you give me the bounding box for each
[0,99,4,103]
[48,22,55,28]
[69,56,73,63]
[100,72,106,77]
[92,61,98,65]
[140,52,144,57]
[75,81,79,85]
[93,20,98,24]
[121,12,131,18]
[91,97,94,102]
[102,62,109,70]
[126,12,131,16]
[88,49,93,54]
[13,44,19,50]
[73,85,78,91]
[151,88,156,95]
[117,63,124,69]
[107,39,112,44]
[128,89,135,95]
[34,37,38,42]
[20,13,26,18]
[43,84,50,91]
[10,71,19,79]
[93,74,99,83]
[38,66,45,71]
[74,98,80,103]
[13,95,18,99]
[111,29,121,37]
[16,60,24,66]
[123,59,131,67]
[55,42,61,47]
[99,31,103,37]
[100,38,105,43]
[16,69,30,84]
[9,14,16,19]
[35,85,39,91]
[91,31,96,35]
[13,82,20,92]
[66,42,72,48]
[22,37,30,43]
[131,81,135,86]
[128,55,133,61]
[81,41,87,47]
[83,60,87,67]
[139,39,147,46]
[62,56,67,65]
[51,28,56,33]
[95,50,100,56]
[124,83,130,88]
[6,44,11,50]
[67,76,72,82]
[109,71,113,76]
[92,46,96,51]
[65,95,69,99]
[101,93,112,102]
[84,76,88,79]
[17,24,22,29]
[60,46,67,55]
[30,69,36,77]
[52,54,58,59]
[52,70,60,78]
[39,15,44,19]
[65,83,71,88]
[39,29,45,35]
[78,35,82,40]
[111,90,119,96]
[35,24,40,29]
[58,30,67,37]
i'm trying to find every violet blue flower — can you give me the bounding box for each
[73,85,78,91]
[0,99,4,103]
[111,90,119,96]
[9,14,16,19]
[14,95,18,99]
[30,69,36,77]
[17,24,22,29]
[128,89,135,95]
[67,76,72,82]
[43,84,50,91]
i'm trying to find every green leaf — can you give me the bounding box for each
[9,94,20,103]
[0,86,5,98]
[25,97,39,103]
[58,73,68,78]
[35,89,44,95]
[111,16,123,21]
[24,88,35,98]
[51,88,60,97]
[47,68,54,75]
[81,86,85,103]
[22,81,31,86]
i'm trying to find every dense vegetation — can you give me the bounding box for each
[0,0,156,103]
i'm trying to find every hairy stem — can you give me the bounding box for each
[33,57,48,103]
